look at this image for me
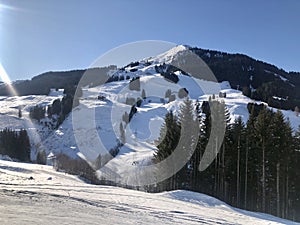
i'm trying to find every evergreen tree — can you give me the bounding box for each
[36,150,47,165]
[226,117,245,207]
[141,89,146,99]
[176,98,198,189]
[18,107,22,118]
[154,111,180,190]
[119,122,126,143]
[0,128,30,162]
[254,107,273,212]
[52,99,62,115]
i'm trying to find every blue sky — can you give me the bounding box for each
[0,0,300,81]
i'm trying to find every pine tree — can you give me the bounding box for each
[36,150,47,165]
[254,107,273,212]
[291,126,300,221]
[18,107,22,118]
[190,99,203,191]
[141,89,146,99]
[244,103,259,210]
[119,122,126,143]
[177,98,198,189]
[227,117,245,207]
[154,111,180,190]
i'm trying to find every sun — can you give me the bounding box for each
[0,2,16,12]
[0,63,11,84]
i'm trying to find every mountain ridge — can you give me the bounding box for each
[1,45,299,110]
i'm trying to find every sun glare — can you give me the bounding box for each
[0,63,19,96]
[0,3,17,12]
[0,63,11,84]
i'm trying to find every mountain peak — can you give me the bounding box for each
[150,44,190,64]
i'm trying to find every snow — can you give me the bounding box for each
[264,70,289,82]
[0,159,298,225]
[0,45,300,224]
[0,94,64,159]
[48,88,64,96]
[150,45,189,64]
[273,96,287,101]
[1,45,299,186]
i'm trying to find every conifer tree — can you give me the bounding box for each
[141,89,146,99]
[154,111,180,190]
[176,98,198,189]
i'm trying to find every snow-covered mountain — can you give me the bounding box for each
[1,45,300,224]
[0,159,297,225]
[0,45,300,174]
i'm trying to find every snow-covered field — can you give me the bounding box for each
[0,159,297,225]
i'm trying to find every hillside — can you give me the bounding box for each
[1,45,300,223]
[0,66,117,96]
[1,45,300,186]
[2,45,300,111]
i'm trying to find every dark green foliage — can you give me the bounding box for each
[0,128,31,162]
[136,98,143,107]
[36,150,47,165]
[61,94,73,115]
[154,98,199,190]
[154,111,180,162]
[29,105,46,122]
[0,66,116,96]
[247,102,265,117]
[119,122,126,143]
[155,64,180,83]
[154,111,181,191]
[54,153,100,184]
[165,89,172,98]
[18,107,22,118]
[51,99,62,115]
[130,68,138,72]
[129,77,141,91]
[168,94,176,103]
[178,88,189,99]
[144,61,152,67]
[155,63,188,76]
[125,97,136,105]
[218,92,226,98]
[126,61,139,68]
[141,89,146,99]
[129,105,137,122]
[41,87,81,129]
[94,154,102,171]
[106,75,120,83]
[242,86,251,97]
[122,112,129,124]
[190,47,300,110]
[162,72,179,83]
[152,97,300,222]
[109,143,121,158]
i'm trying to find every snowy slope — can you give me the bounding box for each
[42,76,299,186]
[0,93,64,159]
[1,45,299,181]
[0,159,298,225]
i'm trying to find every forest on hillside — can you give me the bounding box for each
[152,97,300,222]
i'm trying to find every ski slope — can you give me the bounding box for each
[0,159,297,225]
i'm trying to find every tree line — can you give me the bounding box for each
[0,128,31,162]
[153,96,300,222]
[29,85,82,128]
